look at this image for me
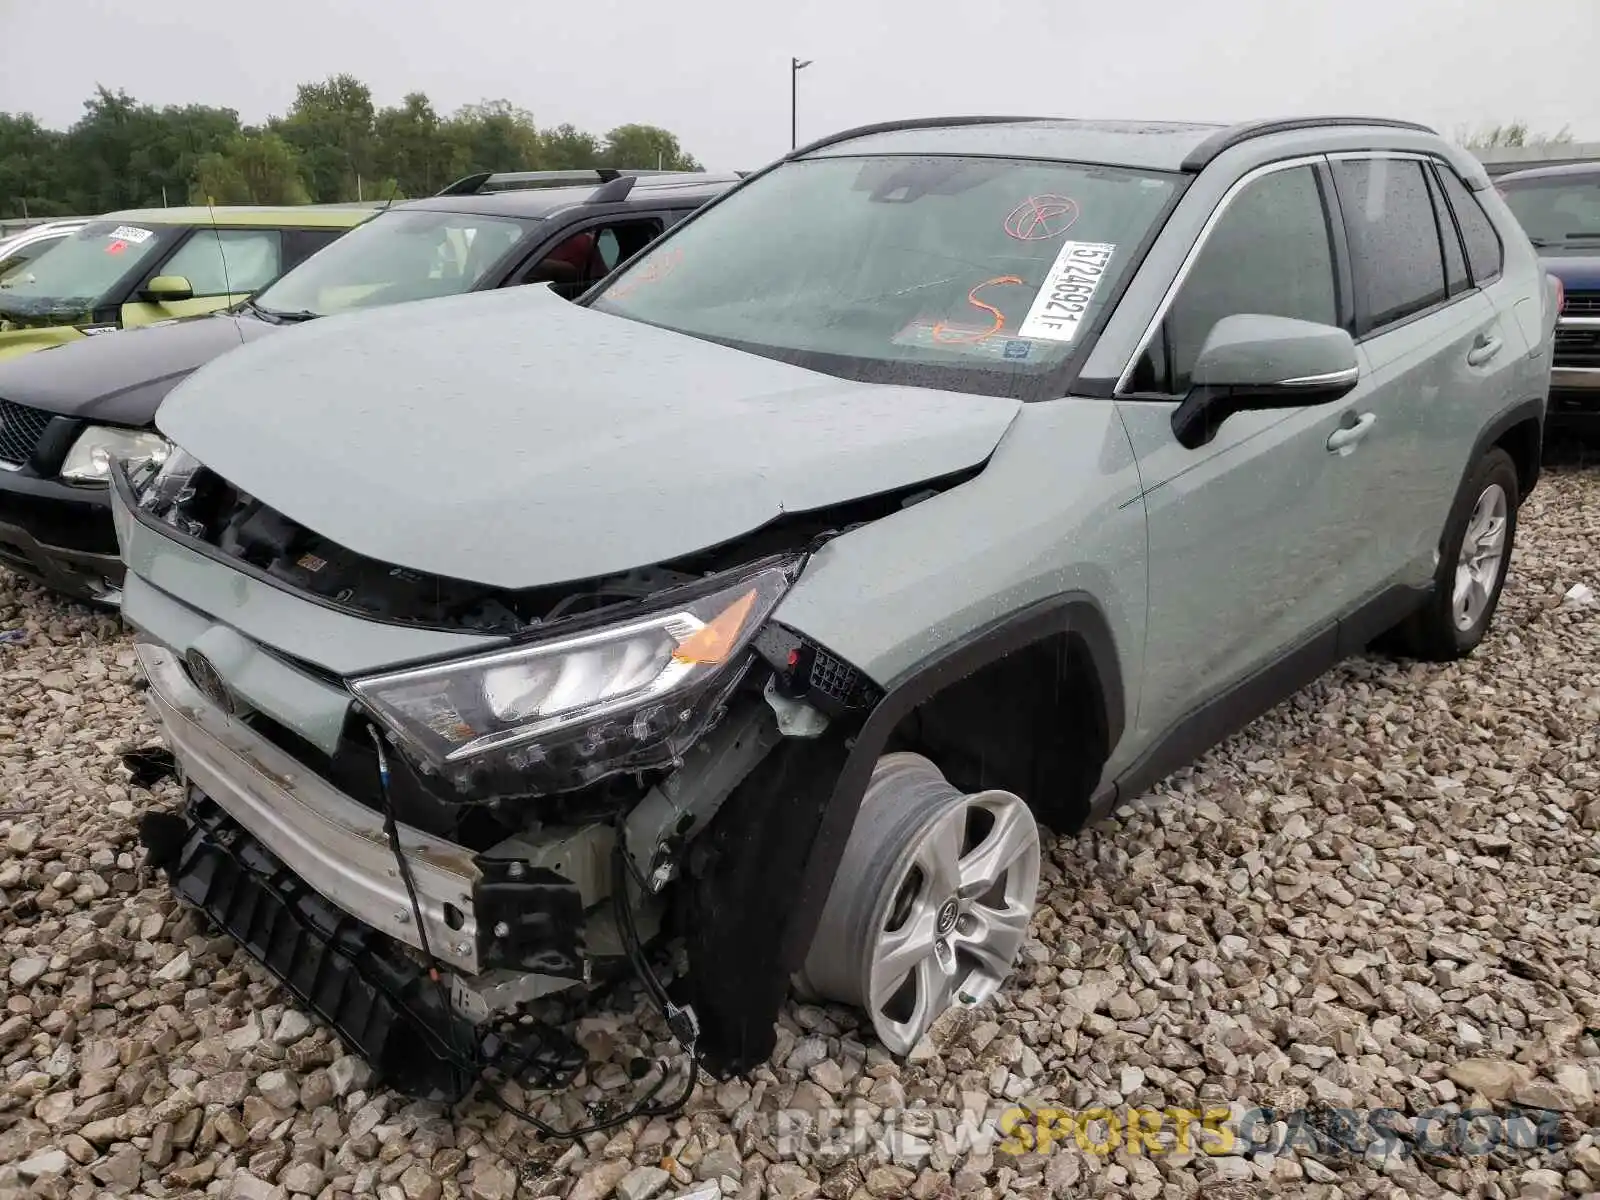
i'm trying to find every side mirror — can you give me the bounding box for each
[143,276,195,303]
[1172,314,1359,449]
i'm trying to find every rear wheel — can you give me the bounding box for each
[1382,446,1519,661]
[795,753,1041,1054]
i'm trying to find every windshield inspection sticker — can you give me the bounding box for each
[894,319,1036,362]
[107,225,154,245]
[1017,241,1116,342]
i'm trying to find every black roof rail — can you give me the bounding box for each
[788,115,1052,160]
[434,168,694,197]
[1180,116,1438,171]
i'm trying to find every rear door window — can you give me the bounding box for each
[1436,166,1505,285]
[1330,158,1448,334]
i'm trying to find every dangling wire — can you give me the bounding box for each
[366,723,700,1138]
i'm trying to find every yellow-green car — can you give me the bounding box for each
[0,204,380,359]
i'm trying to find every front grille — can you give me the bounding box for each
[0,399,52,468]
[1564,290,1600,318]
[1555,327,1600,369]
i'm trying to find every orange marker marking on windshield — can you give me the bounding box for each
[931,275,1024,343]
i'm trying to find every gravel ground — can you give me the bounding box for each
[2,463,1598,1200]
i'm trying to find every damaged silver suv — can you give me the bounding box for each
[115,116,1555,1106]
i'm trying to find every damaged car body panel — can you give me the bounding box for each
[114,115,1545,1113]
[152,285,1024,590]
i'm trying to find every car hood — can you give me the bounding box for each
[1539,253,1600,290]
[0,312,280,423]
[156,286,1022,589]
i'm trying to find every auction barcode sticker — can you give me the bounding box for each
[107,225,154,244]
[1017,241,1115,342]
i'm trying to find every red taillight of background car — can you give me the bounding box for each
[1553,274,1565,315]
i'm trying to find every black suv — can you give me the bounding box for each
[0,169,739,603]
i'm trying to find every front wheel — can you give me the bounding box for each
[794,753,1041,1055]
[1382,446,1519,662]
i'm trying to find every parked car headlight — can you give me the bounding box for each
[350,558,797,779]
[61,426,171,483]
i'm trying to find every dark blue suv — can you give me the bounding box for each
[1498,162,1600,432]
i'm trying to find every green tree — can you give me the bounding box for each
[191,132,312,205]
[442,100,546,175]
[55,87,240,212]
[373,92,451,197]
[540,122,603,170]
[601,124,702,171]
[277,74,377,201]
[0,113,66,218]
[0,79,703,218]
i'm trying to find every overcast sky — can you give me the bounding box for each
[2,0,1596,171]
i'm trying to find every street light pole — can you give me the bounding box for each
[791,57,812,150]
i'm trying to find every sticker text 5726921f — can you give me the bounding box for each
[1017,241,1115,343]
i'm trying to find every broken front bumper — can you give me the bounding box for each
[136,640,594,1099]
[137,641,487,973]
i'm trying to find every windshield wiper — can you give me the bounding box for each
[1562,232,1600,240]
[249,301,322,323]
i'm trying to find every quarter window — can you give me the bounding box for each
[1331,158,1447,333]
[1425,167,1470,297]
[1129,165,1338,395]
[159,229,283,297]
[1435,166,1504,284]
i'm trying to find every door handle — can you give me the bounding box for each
[1327,411,1376,454]
[1467,333,1503,366]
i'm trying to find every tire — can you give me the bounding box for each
[793,754,1041,1056]
[1382,446,1519,662]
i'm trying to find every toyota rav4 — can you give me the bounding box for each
[114,116,1555,1106]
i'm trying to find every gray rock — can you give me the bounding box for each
[328,1055,373,1098]
[231,1170,287,1200]
[568,1159,629,1200]
[9,956,48,986]
[281,1161,327,1195]
[17,1149,71,1181]
[615,1164,670,1200]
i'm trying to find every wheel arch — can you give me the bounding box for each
[1481,397,1545,503]
[779,591,1124,974]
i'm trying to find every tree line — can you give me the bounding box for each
[0,75,704,219]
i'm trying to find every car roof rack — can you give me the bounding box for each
[788,115,1052,161]
[1179,116,1437,171]
[434,168,694,197]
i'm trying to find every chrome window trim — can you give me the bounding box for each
[1113,154,1325,395]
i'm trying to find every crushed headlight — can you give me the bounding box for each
[125,445,207,536]
[350,558,797,783]
[60,425,171,484]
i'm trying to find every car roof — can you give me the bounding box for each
[795,115,1442,174]
[1497,160,1600,183]
[95,204,383,229]
[398,172,743,219]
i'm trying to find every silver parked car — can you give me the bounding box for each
[113,116,1555,1105]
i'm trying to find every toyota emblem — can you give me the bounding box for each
[184,649,237,714]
